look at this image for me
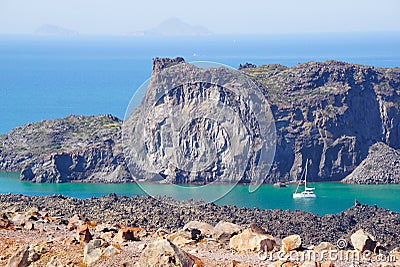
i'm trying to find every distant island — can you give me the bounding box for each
[0,58,399,184]
[123,18,212,36]
[35,24,79,36]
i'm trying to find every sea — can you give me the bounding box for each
[1,32,400,215]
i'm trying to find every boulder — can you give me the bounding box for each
[267,261,287,267]
[64,236,79,245]
[27,207,39,217]
[167,230,196,247]
[249,223,270,234]
[155,228,170,238]
[23,221,34,230]
[6,245,30,267]
[321,260,334,267]
[114,227,140,243]
[300,261,321,267]
[67,214,86,231]
[212,221,242,244]
[6,244,43,267]
[183,220,214,239]
[95,223,118,233]
[100,231,115,242]
[313,242,336,253]
[0,218,13,229]
[83,239,107,266]
[229,228,275,252]
[10,213,29,226]
[76,224,92,243]
[47,255,63,267]
[350,229,377,252]
[227,260,251,267]
[281,235,302,252]
[139,239,199,267]
[170,235,196,247]
[103,244,121,257]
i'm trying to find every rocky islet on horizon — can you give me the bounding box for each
[0,58,399,184]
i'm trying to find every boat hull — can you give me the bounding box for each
[293,193,316,199]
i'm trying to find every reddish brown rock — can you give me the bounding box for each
[0,218,13,229]
[67,214,86,231]
[228,260,251,267]
[77,224,93,243]
[113,227,139,243]
[321,260,334,267]
[300,261,321,267]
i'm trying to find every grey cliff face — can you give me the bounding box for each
[244,61,400,182]
[0,59,399,184]
[124,62,275,185]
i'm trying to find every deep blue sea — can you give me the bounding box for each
[1,32,400,134]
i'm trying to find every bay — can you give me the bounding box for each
[1,33,400,215]
[1,172,399,215]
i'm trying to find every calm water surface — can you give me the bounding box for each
[1,172,399,215]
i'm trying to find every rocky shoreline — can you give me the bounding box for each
[0,194,399,249]
[0,194,399,266]
[1,59,399,185]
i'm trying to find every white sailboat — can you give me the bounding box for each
[293,159,316,199]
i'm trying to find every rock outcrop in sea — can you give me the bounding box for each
[0,58,399,184]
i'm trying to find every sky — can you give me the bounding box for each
[0,0,399,35]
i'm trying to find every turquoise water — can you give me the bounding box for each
[1,172,399,215]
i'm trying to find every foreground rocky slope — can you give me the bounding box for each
[0,195,399,266]
[342,142,400,184]
[0,58,399,183]
[0,194,399,251]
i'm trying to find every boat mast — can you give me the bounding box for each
[304,159,308,189]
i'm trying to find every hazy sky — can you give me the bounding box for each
[0,0,399,35]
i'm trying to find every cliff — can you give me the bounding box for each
[0,114,131,183]
[1,59,399,183]
[243,61,400,182]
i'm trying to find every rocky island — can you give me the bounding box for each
[0,58,399,184]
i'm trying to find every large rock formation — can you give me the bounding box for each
[243,61,400,182]
[124,59,275,184]
[0,58,399,183]
[0,114,131,183]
